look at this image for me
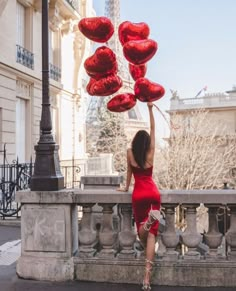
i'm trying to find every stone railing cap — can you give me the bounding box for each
[16,189,236,204]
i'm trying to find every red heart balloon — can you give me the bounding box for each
[78,17,114,43]
[86,75,122,96]
[84,46,118,80]
[123,39,158,65]
[86,78,96,95]
[107,93,137,112]
[118,21,150,46]
[129,63,147,81]
[134,78,165,102]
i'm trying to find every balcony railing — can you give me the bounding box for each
[49,63,61,82]
[66,0,79,12]
[170,93,236,111]
[0,159,82,218]
[16,44,34,70]
[16,188,236,286]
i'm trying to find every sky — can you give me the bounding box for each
[92,0,236,139]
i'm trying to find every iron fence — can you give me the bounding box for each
[0,160,32,218]
[0,155,81,218]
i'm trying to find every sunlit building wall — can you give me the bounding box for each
[169,89,236,137]
[0,0,95,168]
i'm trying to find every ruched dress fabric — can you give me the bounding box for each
[131,166,161,236]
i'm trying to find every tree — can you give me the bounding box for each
[154,109,236,190]
[96,110,128,173]
[86,96,128,174]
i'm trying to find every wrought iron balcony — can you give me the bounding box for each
[16,44,34,70]
[49,63,61,82]
[66,0,79,12]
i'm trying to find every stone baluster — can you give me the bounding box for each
[118,204,136,258]
[78,203,97,258]
[161,204,180,260]
[98,203,118,258]
[225,205,236,260]
[156,235,166,259]
[181,204,202,260]
[204,204,223,259]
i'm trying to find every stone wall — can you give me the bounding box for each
[16,188,236,286]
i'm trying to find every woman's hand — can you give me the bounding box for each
[147,102,153,108]
[117,187,129,192]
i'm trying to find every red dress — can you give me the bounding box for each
[131,165,161,236]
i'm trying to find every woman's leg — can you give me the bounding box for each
[138,208,159,247]
[138,224,149,247]
[139,226,156,289]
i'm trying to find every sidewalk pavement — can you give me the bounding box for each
[0,222,236,291]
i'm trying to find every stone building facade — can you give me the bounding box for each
[167,88,236,188]
[0,0,94,173]
[169,89,236,136]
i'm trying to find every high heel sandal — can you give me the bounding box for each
[143,206,161,231]
[142,259,154,290]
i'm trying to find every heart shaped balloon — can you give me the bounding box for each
[134,78,165,102]
[129,63,147,81]
[86,78,96,95]
[107,93,137,112]
[86,75,122,96]
[78,17,114,43]
[123,39,158,65]
[118,21,150,46]
[84,46,118,79]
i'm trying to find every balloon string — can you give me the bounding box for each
[153,103,180,130]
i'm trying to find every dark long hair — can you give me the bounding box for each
[132,130,151,169]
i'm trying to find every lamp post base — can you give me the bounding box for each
[30,143,64,191]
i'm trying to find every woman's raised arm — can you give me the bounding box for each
[147,102,155,150]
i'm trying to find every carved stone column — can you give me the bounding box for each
[161,204,180,260]
[78,203,97,258]
[225,205,236,260]
[98,203,118,258]
[181,204,202,260]
[204,204,223,259]
[118,204,136,258]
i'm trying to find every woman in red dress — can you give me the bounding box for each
[119,102,161,290]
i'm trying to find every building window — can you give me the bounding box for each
[49,29,61,82]
[16,1,34,69]
[16,80,31,162]
[16,97,27,162]
[49,29,55,65]
[16,1,25,47]
[50,94,59,144]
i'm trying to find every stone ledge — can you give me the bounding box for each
[16,189,236,204]
[74,258,236,287]
[16,189,132,204]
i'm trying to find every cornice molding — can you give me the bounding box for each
[18,0,34,7]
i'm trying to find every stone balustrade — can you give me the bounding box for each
[16,189,236,286]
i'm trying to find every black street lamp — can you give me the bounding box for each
[30,0,64,191]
